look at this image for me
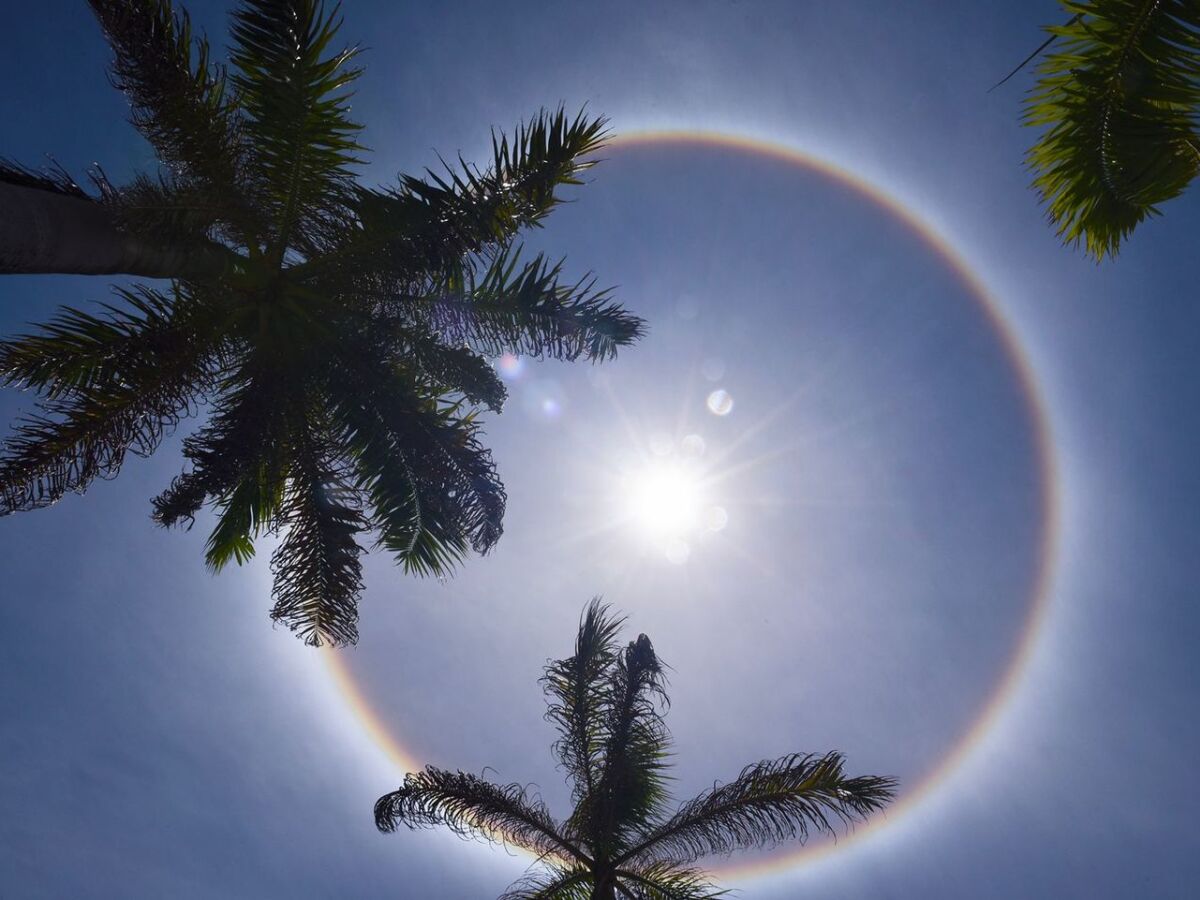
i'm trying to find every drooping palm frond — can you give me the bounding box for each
[617,753,897,867]
[1025,0,1200,258]
[542,600,625,810]
[322,344,506,577]
[387,322,508,412]
[613,864,725,900]
[0,286,215,514]
[497,866,593,900]
[374,767,590,865]
[230,0,363,259]
[268,420,365,646]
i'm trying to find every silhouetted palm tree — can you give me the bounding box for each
[375,601,896,899]
[0,1,642,645]
[1021,1,1200,259]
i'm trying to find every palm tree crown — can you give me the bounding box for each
[0,1,643,645]
[375,601,896,899]
[1023,0,1200,259]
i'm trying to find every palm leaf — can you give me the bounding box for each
[498,866,593,900]
[542,600,624,815]
[0,286,213,514]
[322,341,505,576]
[407,245,644,363]
[88,0,252,239]
[230,0,363,260]
[614,864,725,900]
[1025,0,1200,258]
[617,752,897,867]
[587,634,672,860]
[297,108,609,286]
[374,766,590,865]
[268,420,366,646]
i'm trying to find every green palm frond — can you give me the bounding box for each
[374,767,589,865]
[392,107,610,260]
[268,423,365,646]
[0,284,209,396]
[322,349,505,577]
[302,109,610,287]
[498,867,593,900]
[543,600,625,812]
[617,753,897,867]
[1025,0,1200,258]
[391,323,508,412]
[88,0,250,236]
[408,246,643,363]
[230,0,363,259]
[0,286,213,515]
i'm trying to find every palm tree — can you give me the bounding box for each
[0,1,643,646]
[375,601,896,899]
[1020,1,1200,259]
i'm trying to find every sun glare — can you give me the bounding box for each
[626,463,705,539]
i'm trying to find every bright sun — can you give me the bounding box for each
[625,463,705,539]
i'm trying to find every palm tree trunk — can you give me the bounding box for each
[590,875,617,899]
[0,182,236,280]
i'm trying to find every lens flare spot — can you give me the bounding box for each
[704,505,729,532]
[680,433,706,457]
[496,353,525,380]
[664,539,691,565]
[706,389,734,416]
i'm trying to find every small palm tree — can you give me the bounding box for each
[0,1,642,645]
[1021,0,1200,259]
[375,601,896,899]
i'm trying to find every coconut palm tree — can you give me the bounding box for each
[375,601,896,899]
[0,1,643,646]
[1020,1,1200,259]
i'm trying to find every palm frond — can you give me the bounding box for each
[230,0,363,259]
[268,421,366,646]
[588,634,672,858]
[1025,0,1200,258]
[324,347,505,576]
[542,600,625,813]
[0,284,216,396]
[0,286,213,515]
[617,752,897,867]
[408,246,644,363]
[393,324,507,411]
[88,0,251,237]
[153,356,294,569]
[498,866,593,900]
[297,108,609,287]
[0,159,92,198]
[374,766,589,866]
[614,864,725,900]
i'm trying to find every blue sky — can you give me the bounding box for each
[1,2,1198,897]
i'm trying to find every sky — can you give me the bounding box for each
[1,1,1198,897]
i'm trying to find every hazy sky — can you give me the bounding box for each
[2,2,1198,898]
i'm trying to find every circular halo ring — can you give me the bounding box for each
[321,130,1061,883]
